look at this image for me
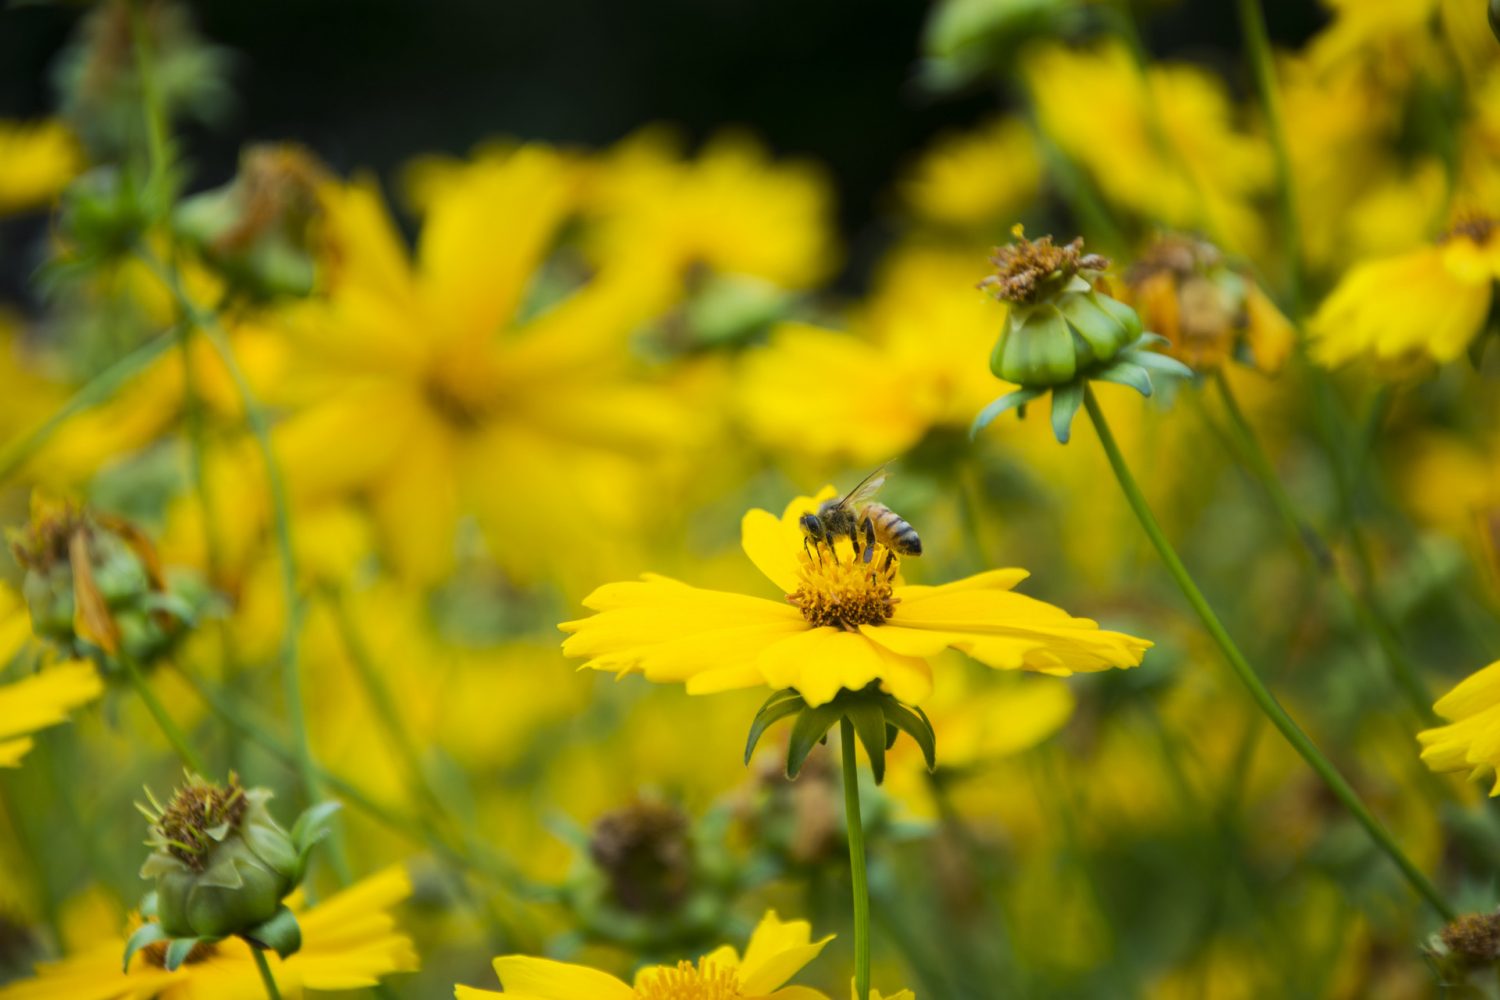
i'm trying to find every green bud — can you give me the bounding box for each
[58,168,153,263]
[138,775,298,940]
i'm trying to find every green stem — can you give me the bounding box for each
[119,652,206,773]
[128,0,172,212]
[1234,0,1303,313]
[1211,373,1435,721]
[0,333,174,485]
[251,948,284,1000]
[1081,386,1454,920]
[840,718,871,1000]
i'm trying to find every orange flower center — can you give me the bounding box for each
[787,544,899,629]
[634,960,741,1000]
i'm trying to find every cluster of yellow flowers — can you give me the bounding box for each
[0,0,1497,996]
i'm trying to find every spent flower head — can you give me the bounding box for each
[973,226,1192,443]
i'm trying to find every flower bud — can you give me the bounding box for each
[979,227,1139,386]
[1123,233,1293,374]
[1427,910,1500,986]
[174,144,329,300]
[589,799,694,915]
[7,497,187,664]
[138,774,299,940]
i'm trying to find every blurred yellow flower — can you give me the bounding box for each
[1023,41,1271,253]
[586,128,837,295]
[1310,217,1500,368]
[0,119,82,216]
[275,149,698,587]
[1419,661,1500,792]
[0,865,417,999]
[561,487,1150,708]
[898,117,1041,229]
[735,246,1000,465]
[455,909,831,999]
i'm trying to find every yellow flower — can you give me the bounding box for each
[1309,217,1500,368]
[1419,660,1500,792]
[274,150,698,588]
[735,245,1002,465]
[455,909,831,999]
[585,128,837,294]
[0,865,417,999]
[0,583,102,768]
[898,117,1040,229]
[0,120,82,216]
[561,488,1150,708]
[1023,42,1271,254]
[859,990,914,1000]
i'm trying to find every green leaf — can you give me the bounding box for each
[1050,380,1084,443]
[744,689,806,765]
[164,936,202,972]
[242,905,302,960]
[123,921,168,972]
[884,701,938,772]
[971,387,1046,439]
[786,702,841,779]
[844,697,890,785]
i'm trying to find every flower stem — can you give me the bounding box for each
[1210,372,1435,721]
[251,948,283,1000]
[840,718,872,1000]
[118,652,206,773]
[0,333,174,486]
[1081,386,1454,920]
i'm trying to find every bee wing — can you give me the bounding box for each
[839,465,889,509]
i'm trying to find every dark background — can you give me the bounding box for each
[0,0,1325,294]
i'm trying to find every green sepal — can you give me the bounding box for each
[139,890,160,919]
[123,921,169,972]
[971,387,1046,439]
[745,689,806,764]
[164,936,206,971]
[844,697,890,785]
[1050,381,1085,444]
[241,905,302,960]
[883,701,938,772]
[1092,360,1153,397]
[290,800,342,878]
[786,702,843,779]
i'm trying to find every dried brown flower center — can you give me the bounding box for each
[140,937,218,968]
[788,545,898,629]
[8,504,91,573]
[979,226,1108,304]
[635,961,741,1000]
[589,801,693,914]
[1126,233,1221,284]
[1442,216,1495,246]
[1441,912,1500,966]
[147,773,248,871]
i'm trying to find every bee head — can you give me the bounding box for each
[799,513,825,541]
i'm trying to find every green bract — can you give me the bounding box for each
[989,274,1142,386]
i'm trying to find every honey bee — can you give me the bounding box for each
[799,466,922,565]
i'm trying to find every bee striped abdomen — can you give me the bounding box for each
[863,503,922,556]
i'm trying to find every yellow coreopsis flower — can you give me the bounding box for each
[455,909,832,999]
[0,120,82,216]
[1023,41,1272,254]
[561,487,1150,708]
[1309,217,1500,368]
[898,116,1041,230]
[585,128,837,294]
[274,148,700,587]
[0,583,102,767]
[0,865,417,999]
[1418,661,1500,791]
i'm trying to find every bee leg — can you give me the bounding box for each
[861,517,876,564]
[883,550,895,573]
[803,536,823,566]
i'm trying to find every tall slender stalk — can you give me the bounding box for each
[1081,386,1454,920]
[251,948,284,1000]
[119,652,206,773]
[840,718,872,1000]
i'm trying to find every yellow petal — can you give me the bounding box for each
[0,661,103,743]
[739,912,832,994]
[491,956,634,1000]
